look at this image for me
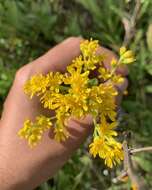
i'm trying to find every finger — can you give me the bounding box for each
[31,37,82,75]
[116,65,128,76]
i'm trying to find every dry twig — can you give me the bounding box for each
[130,146,152,154]
[123,0,141,46]
[123,140,141,190]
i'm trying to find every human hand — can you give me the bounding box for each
[0,37,128,190]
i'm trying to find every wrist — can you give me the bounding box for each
[0,155,27,190]
[0,131,29,190]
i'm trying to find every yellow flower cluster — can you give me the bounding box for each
[18,39,135,167]
[18,115,52,147]
[89,118,123,168]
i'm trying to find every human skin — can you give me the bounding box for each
[0,37,128,190]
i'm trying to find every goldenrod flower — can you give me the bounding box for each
[89,116,123,168]
[131,184,138,190]
[89,137,123,168]
[97,84,117,121]
[54,125,69,142]
[24,74,49,98]
[41,92,65,109]
[54,110,70,142]
[24,72,63,98]
[80,39,104,70]
[119,46,136,64]
[103,141,123,168]
[19,39,135,168]
[98,68,111,81]
[80,39,99,59]
[89,138,104,157]
[98,118,118,139]
[18,116,52,147]
[112,75,124,84]
[111,58,117,67]
[120,46,127,55]
[64,67,89,93]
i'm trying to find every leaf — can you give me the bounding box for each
[146,24,152,52]
[39,182,51,190]
[80,155,92,166]
[145,85,152,93]
[134,155,152,173]
[145,64,152,75]
[77,0,101,19]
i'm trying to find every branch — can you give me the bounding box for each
[130,146,152,154]
[123,140,142,190]
[123,0,141,46]
[113,171,128,183]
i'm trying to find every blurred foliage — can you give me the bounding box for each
[0,0,152,189]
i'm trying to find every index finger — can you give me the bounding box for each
[31,37,82,75]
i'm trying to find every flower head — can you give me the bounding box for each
[19,39,135,168]
[18,116,52,147]
[24,72,63,98]
[98,118,118,139]
[89,137,123,168]
[119,46,136,64]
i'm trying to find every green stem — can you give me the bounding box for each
[93,118,99,138]
[110,59,121,76]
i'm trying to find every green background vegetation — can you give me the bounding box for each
[0,0,152,189]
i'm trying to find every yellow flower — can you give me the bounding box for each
[54,126,69,142]
[119,46,136,64]
[98,61,124,84]
[110,58,117,67]
[64,67,89,93]
[87,84,117,120]
[80,39,104,70]
[89,138,104,157]
[111,75,124,84]
[131,184,138,190]
[120,46,127,55]
[54,111,69,142]
[20,39,136,168]
[24,74,49,98]
[71,56,84,71]
[98,84,117,121]
[18,116,52,147]
[41,92,65,110]
[24,72,63,98]
[36,115,52,127]
[98,67,111,81]
[80,39,99,59]
[98,118,118,139]
[90,118,123,168]
[103,141,123,168]
[46,72,63,91]
[89,137,123,168]
[63,65,91,118]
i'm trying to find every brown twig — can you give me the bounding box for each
[113,170,128,183]
[114,136,149,189]
[123,140,142,190]
[123,0,141,46]
[130,146,152,154]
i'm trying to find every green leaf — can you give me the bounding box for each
[146,24,152,52]
[88,78,99,87]
[145,64,152,75]
[39,182,51,190]
[134,155,152,173]
[145,85,152,93]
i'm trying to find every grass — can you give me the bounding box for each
[0,0,152,189]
